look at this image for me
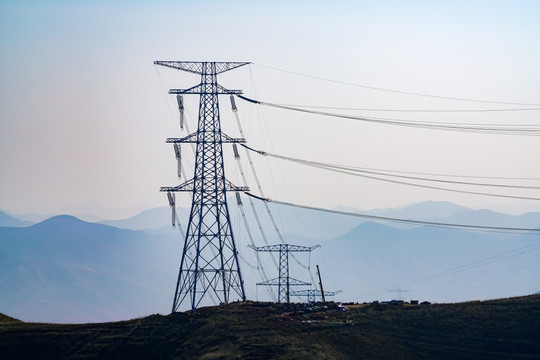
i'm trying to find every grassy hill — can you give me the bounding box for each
[0,313,21,323]
[0,295,538,359]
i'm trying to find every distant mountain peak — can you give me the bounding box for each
[341,221,399,237]
[40,214,86,224]
[0,210,34,227]
[28,214,97,232]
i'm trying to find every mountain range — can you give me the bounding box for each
[0,201,538,323]
[0,215,180,323]
[0,211,33,227]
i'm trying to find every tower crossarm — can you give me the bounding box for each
[154,61,250,75]
[169,84,243,95]
[166,132,246,144]
[160,179,248,193]
[250,242,319,303]
[290,290,342,297]
[257,278,311,287]
[287,278,311,286]
[248,244,321,252]
[290,289,342,303]
[160,178,195,192]
[224,180,250,192]
[255,278,279,286]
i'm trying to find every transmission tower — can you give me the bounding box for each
[290,289,342,304]
[156,61,250,312]
[249,244,320,303]
[389,288,409,301]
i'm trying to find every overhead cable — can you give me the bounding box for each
[240,144,540,201]
[237,95,540,135]
[243,192,540,234]
[386,243,540,289]
[253,63,540,107]
[240,142,540,181]
[275,104,540,113]
[231,96,309,271]
[241,144,540,190]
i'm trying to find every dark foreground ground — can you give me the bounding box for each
[1,295,539,359]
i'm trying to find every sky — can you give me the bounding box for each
[1,0,540,219]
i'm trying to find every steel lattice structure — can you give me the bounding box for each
[249,244,320,303]
[155,61,250,312]
[290,289,342,304]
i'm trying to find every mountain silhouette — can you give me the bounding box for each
[1,203,538,323]
[0,210,33,227]
[0,216,181,323]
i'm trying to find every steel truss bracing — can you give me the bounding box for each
[290,289,342,304]
[249,244,320,303]
[155,61,250,312]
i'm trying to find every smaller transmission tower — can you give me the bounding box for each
[249,244,320,303]
[290,289,342,304]
[389,289,409,301]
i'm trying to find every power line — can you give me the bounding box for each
[384,243,540,290]
[276,103,540,113]
[254,63,540,107]
[238,95,540,135]
[309,161,540,190]
[240,144,540,201]
[241,142,540,181]
[242,144,540,189]
[231,96,313,272]
[244,192,540,234]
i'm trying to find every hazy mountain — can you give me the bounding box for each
[0,216,181,323]
[337,200,469,220]
[444,209,540,229]
[305,221,540,304]
[4,202,151,223]
[101,200,540,241]
[2,211,53,223]
[1,202,538,323]
[99,206,176,230]
[0,210,33,227]
[57,201,150,221]
[11,200,538,238]
[99,200,365,239]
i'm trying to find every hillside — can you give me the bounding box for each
[0,295,538,359]
[0,313,20,323]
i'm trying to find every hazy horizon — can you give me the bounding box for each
[3,197,540,222]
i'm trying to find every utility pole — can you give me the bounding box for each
[249,244,320,303]
[156,61,250,312]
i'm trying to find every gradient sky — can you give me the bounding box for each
[1,0,540,218]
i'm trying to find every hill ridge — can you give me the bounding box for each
[1,295,538,359]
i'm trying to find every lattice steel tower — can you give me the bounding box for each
[249,244,320,303]
[155,61,250,312]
